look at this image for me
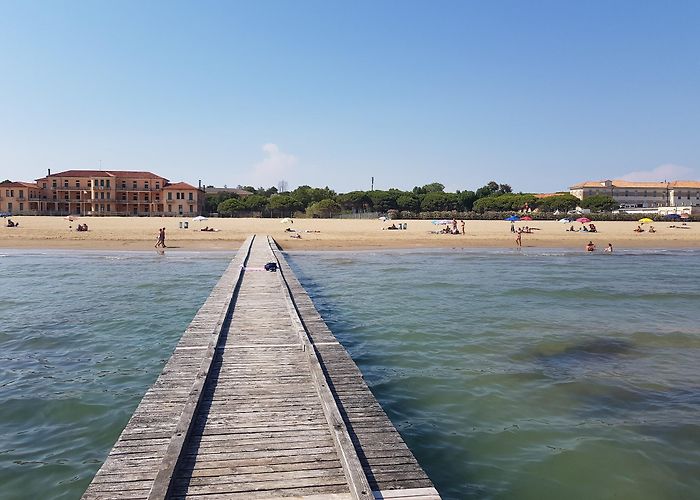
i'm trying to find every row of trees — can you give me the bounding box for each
[204,181,618,218]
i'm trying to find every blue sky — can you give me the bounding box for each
[1,1,698,193]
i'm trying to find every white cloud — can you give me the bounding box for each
[249,143,298,187]
[619,163,696,182]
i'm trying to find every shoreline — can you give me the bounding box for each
[1,216,698,252]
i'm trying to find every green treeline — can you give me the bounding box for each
[205,181,616,218]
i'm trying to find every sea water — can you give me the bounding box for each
[1,248,699,500]
[286,248,700,500]
[0,250,232,500]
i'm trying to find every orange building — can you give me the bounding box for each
[0,181,40,215]
[4,169,205,216]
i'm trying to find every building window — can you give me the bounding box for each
[19,203,23,211]
[64,180,68,187]
[76,180,80,188]
[19,191,24,199]
[106,179,110,188]
[121,181,126,189]
[100,192,105,199]
[43,183,47,189]
[167,192,172,200]
[106,192,111,200]
[76,193,80,200]
[145,194,149,202]
[65,194,69,200]
[100,179,104,187]
[133,194,138,201]
[178,205,183,214]
[188,192,193,201]
[144,182,149,189]
[133,181,138,189]
[168,204,172,212]
[155,182,160,189]
[107,204,110,212]
[53,181,57,188]
[189,204,193,212]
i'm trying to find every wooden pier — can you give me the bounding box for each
[82,235,440,500]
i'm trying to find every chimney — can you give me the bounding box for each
[198,179,202,189]
[48,168,51,176]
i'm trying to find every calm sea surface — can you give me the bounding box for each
[1,248,699,500]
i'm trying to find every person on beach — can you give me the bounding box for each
[155,228,165,248]
[604,243,613,252]
[511,221,515,233]
[515,231,522,247]
[586,241,596,252]
[460,220,465,235]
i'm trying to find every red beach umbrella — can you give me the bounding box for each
[520,216,533,221]
[576,217,591,223]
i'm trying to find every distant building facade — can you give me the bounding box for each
[2,169,205,216]
[0,181,40,215]
[570,179,700,210]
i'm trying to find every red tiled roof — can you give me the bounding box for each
[40,170,168,180]
[163,182,199,190]
[0,180,38,188]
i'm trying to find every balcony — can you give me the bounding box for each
[116,187,160,192]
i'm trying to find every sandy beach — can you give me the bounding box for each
[0,216,698,251]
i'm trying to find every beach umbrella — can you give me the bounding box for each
[638,217,653,224]
[280,217,292,224]
[504,215,520,222]
[558,218,571,223]
[64,215,78,221]
[680,213,690,219]
[432,219,451,224]
[193,215,208,222]
[576,217,591,223]
[379,216,387,221]
[520,216,533,221]
[665,214,681,220]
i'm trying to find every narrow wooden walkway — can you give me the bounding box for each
[83,235,439,500]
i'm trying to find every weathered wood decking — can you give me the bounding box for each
[83,235,439,500]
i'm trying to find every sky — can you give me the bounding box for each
[1,0,699,193]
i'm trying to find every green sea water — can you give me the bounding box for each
[287,248,700,500]
[0,250,232,500]
[1,248,699,500]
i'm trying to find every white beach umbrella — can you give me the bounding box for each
[193,215,208,222]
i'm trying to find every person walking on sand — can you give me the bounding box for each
[155,227,165,248]
[460,220,465,235]
[161,227,167,248]
[515,231,522,247]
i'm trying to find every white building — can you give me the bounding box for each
[569,180,700,212]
